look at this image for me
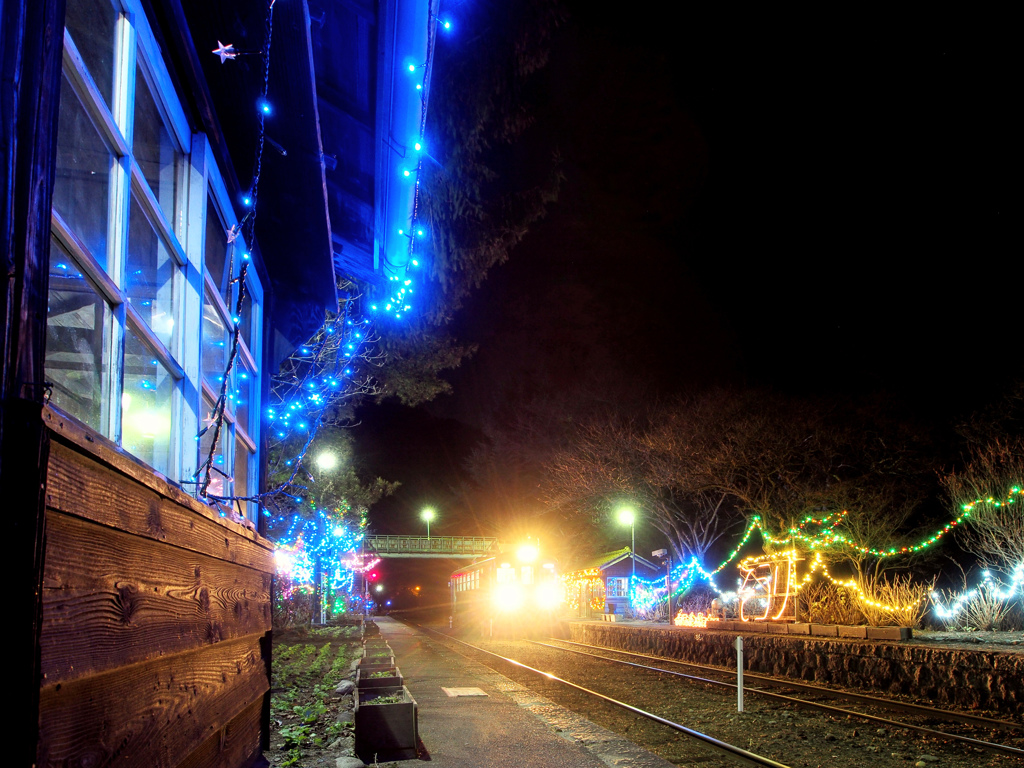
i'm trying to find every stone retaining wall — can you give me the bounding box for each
[570,622,1024,717]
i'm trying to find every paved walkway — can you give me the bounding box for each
[375,617,676,768]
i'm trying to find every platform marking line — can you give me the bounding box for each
[442,687,488,697]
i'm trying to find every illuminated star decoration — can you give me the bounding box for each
[226,223,241,244]
[212,41,237,64]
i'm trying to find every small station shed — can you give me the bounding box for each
[563,548,663,619]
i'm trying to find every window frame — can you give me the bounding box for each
[47,0,262,519]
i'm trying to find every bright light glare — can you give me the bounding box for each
[494,583,524,611]
[316,451,339,471]
[517,544,538,563]
[536,583,562,610]
[618,507,636,526]
[422,507,436,522]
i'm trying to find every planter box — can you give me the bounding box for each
[866,626,913,641]
[787,623,811,635]
[357,666,403,689]
[355,686,418,762]
[811,624,839,637]
[362,650,395,666]
[838,625,868,639]
[358,658,396,674]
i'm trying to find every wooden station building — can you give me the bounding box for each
[1,0,435,764]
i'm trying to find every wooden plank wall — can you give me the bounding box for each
[37,406,274,768]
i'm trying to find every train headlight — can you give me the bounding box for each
[494,583,525,611]
[536,582,562,610]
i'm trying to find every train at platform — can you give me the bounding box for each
[449,542,563,634]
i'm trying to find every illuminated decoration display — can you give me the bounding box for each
[623,488,1024,622]
[193,0,453,519]
[931,564,1024,620]
[560,568,605,612]
[673,611,714,628]
[195,0,277,501]
[737,551,801,621]
[270,500,376,612]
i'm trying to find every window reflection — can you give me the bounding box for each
[64,0,118,111]
[199,395,229,498]
[46,238,111,433]
[126,196,176,348]
[133,63,181,227]
[53,73,114,267]
[122,326,173,475]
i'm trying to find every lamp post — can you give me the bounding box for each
[618,507,636,606]
[422,507,436,541]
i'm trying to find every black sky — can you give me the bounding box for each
[353,6,1019,599]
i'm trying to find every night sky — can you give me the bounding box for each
[353,7,1018,605]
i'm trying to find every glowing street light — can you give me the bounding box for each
[422,507,436,540]
[315,451,339,471]
[618,507,637,596]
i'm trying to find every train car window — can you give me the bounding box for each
[496,564,513,584]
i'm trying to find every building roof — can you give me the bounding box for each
[567,547,662,576]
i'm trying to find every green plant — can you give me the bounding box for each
[369,670,394,678]
[363,693,403,705]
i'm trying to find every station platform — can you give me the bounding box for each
[375,617,676,768]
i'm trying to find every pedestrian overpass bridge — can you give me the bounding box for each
[363,535,498,559]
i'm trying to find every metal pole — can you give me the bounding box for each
[665,552,671,617]
[735,636,744,712]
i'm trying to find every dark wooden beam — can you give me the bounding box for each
[0,0,67,765]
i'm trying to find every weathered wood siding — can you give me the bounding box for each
[38,406,273,768]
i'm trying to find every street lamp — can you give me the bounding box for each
[618,507,636,587]
[422,507,436,540]
[315,451,339,471]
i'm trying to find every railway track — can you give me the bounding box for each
[409,622,1024,768]
[533,638,1023,758]
[413,622,791,768]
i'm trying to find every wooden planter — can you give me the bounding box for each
[356,666,403,689]
[362,649,395,666]
[354,686,418,762]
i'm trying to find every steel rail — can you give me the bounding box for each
[412,623,792,768]
[530,639,1024,758]
[548,638,1022,734]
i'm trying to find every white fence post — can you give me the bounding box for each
[735,635,744,712]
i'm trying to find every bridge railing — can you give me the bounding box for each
[364,535,497,558]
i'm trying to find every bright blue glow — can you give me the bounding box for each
[442,19,451,30]
[403,169,411,177]
[414,142,422,151]
[242,196,252,207]
[408,64,416,72]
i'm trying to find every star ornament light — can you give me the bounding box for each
[212,41,238,64]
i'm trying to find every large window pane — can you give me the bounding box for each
[46,239,111,433]
[133,62,181,227]
[205,195,231,299]
[199,395,229,498]
[127,195,176,348]
[234,364,253,435]
[122,326,173,475]
[202,290,229,393]
[64,0,118,111]
[237,284,254,350]
[53,73,114,265]
[234,436,252,516]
